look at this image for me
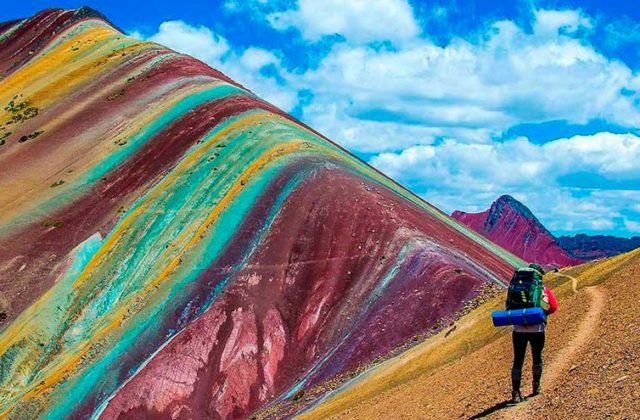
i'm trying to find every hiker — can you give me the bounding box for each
[507,263,558,404]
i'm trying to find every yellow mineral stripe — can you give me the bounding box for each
[0,112,287,351]
[0,80,225,229]
[0,139,319,416]
[0,26,140,108]
[70,111,275,291]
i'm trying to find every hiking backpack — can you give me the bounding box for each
[506,267,544,310]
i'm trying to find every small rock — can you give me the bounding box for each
[292,389,305,401]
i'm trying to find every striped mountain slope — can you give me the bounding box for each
[0,8,522,419]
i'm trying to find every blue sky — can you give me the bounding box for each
[4,1,640,237]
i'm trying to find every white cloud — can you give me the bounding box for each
[371,132,640,189]
[267,0,420,45]
[590,218,615,230]
[240,47,280,70]
[543,132,640,179]
[127,30,144,40]
[371,138,543,193]
[533,9,592,37]
[130,6,640,236]
[299,98,462,152]
[601,16,640,50]
[625,219,640,233]
[132,21,298,112]
[293,14,640,155]
[223,0,240,13]
[370,132,640,234]
[147,21,230,64]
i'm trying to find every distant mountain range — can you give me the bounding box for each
[452,195,640,267]
[557,234,640,260]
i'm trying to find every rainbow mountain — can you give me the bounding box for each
[0,8,522,419]
[452,195,581,268]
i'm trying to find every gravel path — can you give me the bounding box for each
[504,286,605,420]
[302,249,640,419]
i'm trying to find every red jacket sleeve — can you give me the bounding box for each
[544,286,559,315]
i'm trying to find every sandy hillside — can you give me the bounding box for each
[302,248,640,419]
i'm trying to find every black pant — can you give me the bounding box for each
[512,331,545,370]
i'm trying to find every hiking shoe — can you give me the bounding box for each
[508,391,524,405]
[532,363,543,397]
[532,381,541,396]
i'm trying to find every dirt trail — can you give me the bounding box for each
[502,286,605,419]
[301,250,640,420]
[548,272,578,294]
[539,287,604,391]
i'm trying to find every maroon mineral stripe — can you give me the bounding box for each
[0,9,61,49]
[324,165,514,281]
[0,9,76,77]
[137,51,245,90]
[0,94,291,328]
[306,253,483,384]
[0,19,22,35]
[0,47,167,160]
[0,48,236,173]
[165,53,246,89]
[0,7,125,78]
[0,51,243,163]
[75,155,321,419]
[99,165,514,419]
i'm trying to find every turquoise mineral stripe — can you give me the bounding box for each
[43,150,319,418]
[38,20,114,56]
[0,83,248,239]
[69,112,300,314]
[30,115,320,382]
[79,83,246,187]
[109,116,313,303]
[69,33,138,62]
[62,111,279,321]
[0,233,104,412]
[371,243,411,301]
[0,20,23,43]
